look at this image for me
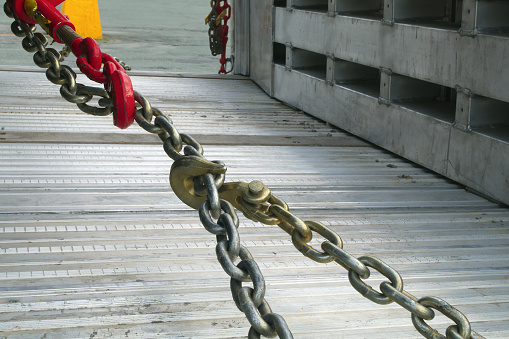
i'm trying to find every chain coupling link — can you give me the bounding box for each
[348,256,404,305]
[170,156,283,219]
[411,296,473,339]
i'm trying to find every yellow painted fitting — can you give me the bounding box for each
[205,9,226,26]
[24,0,51,33]
[216,10,227,26]
[23,0,37,18]
[61,0,102,39]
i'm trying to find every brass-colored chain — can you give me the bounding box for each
[233,191,486,339]
[4,2,485,338]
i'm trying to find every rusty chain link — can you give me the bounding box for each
[4,2,485,338]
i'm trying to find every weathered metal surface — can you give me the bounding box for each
[249,0,273,95]
[0,70,509,338]
[272,65,452,174]
[273,8,509,102]
[267,5,509,206]
[233,0,250,75]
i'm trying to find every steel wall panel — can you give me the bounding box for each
[273,65,452,174]
[456,35,509,103]
[233,0,250,75]
[275,9,380,68]
[448,128,509,204]
[249,0,273,94]
[270,5,509,205]
[274,8,509,103]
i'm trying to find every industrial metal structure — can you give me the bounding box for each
[234,0,509,206]
[1,0,509,338]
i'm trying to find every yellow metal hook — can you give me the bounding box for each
[169,156,227,210]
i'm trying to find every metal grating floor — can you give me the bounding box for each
[0,69,508,338]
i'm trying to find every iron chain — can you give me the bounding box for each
[206,0,223,56]
[4,2,484,337]
[120,88,488,338]
[130,88,292,336]
[198,166,293,337]
[7,11,113,116]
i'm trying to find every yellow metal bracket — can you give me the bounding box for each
[205,9,227,26]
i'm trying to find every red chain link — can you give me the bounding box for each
[216,1,231,74]
[8,0,135,129]
[70,37,134,129]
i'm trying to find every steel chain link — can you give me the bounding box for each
[110,88,488,338]
[132,86,485,338]
[4,2,485,338]
[197,160,293,338]
[131,89,293,337]
[240,193,486,339]
[7,10,113,116]
[206,0,223,56]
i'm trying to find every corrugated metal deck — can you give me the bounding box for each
[0,69,508,338]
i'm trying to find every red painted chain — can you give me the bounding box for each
[70,37,135,128]
[7,0,135,129]
[216,1,231,74]
[206,0,232,74]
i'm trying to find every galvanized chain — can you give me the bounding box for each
[133,90,293,338]
[4,2,485,338]
[114,57,132,71]
[232,194,486,339]
[58,44,70,61]
[4,4,113,116]
[5,6,290,335]
[131,89,485,339]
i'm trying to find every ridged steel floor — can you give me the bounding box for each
[1,69,508,338]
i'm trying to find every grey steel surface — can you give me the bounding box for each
[272,66,452,174]
[274,8,509,103]
[249,0,273,95]
[233,0,250,76]
[1,69,509,338]
[265,4,509,206]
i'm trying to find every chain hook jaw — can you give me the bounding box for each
[103,61,135,129]
[170,156,274,217]
[216,181,273,221]
[170,156,228,210]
